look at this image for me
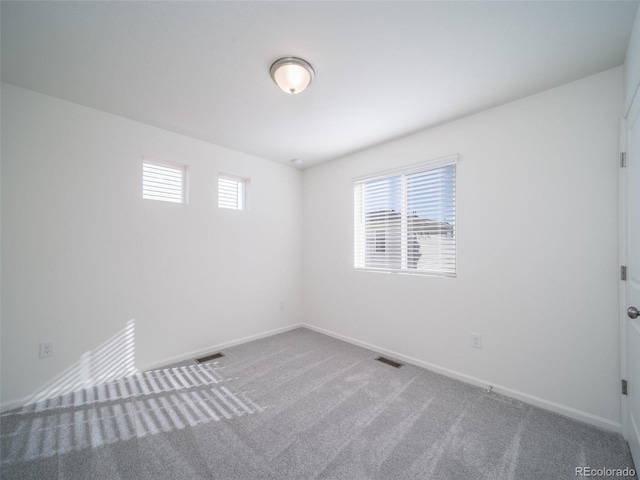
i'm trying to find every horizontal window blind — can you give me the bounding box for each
[143,160,186,203]
[218,176,245,210]
[354,155,457,277]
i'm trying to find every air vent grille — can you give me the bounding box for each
[195,352,225,364]
[375,356,404,368]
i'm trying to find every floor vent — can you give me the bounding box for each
[375,356,404,368]
[195,352,225,364]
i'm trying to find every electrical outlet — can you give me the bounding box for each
[40,341,55,358]
[470,333,483,349]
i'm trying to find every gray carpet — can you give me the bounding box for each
[1,327,636,479]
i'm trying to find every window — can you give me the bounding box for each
[218,175,246,210]
[354,155,457,277]
[142,159,187,203]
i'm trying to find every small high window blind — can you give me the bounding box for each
[142,160,186,203]
[354,155,457,277]
[218,175,246,210]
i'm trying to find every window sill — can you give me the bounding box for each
[354,268,455,278]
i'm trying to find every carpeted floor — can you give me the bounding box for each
[0,327,636,479]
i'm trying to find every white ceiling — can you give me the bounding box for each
[1,1,638,168]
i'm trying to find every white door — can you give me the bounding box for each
[625,105,640,467]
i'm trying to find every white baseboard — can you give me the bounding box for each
[138,322,304,373]
[1,397,26,413]
[301,323,622,433]
[0,323,304,413]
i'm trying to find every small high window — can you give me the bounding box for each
[218,175,247,210]
[142,159,187,204]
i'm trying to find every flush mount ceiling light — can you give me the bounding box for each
[270,57,314,94]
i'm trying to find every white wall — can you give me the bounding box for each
[303,67,623,429]
[1,83,303,408]
[625,6,640,110]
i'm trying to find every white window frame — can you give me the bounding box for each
[354,154,457,277]
[218,174,248,210]
[142,157,188,204]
